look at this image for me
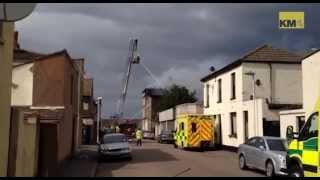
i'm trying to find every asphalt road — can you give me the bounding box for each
[95,140,265,177]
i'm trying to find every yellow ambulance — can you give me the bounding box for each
[286,97,320,177]
[174,114,214,150]
[285,50,320,177]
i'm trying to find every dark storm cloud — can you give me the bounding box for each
[16,3,320,117]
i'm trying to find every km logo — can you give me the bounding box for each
[279,12,304,29]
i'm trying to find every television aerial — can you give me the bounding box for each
[209,66,215,72]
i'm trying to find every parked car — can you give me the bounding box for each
[158,130,174,144]
[143,130,155,140]
[98,133,132,161]
[238,136,288,177]
[103,128,115,135]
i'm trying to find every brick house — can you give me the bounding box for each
[142,88,164,132]
[72,58,85,148]
[12,32,83,176]
[81,78,97,144]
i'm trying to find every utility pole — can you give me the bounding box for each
[0,4,36,175]
[0,21,14,176]
[96,97,102,144]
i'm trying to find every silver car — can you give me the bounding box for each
[238,136,288,177]
[98,133,132,161]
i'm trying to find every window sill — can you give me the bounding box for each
[230,97,236,100]
[229,134,237,138]
[217,101,222,104]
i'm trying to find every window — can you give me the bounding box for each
[83,102,89,110]
[266,139,287,151]
[230,112,237,137]
[299,112,318,141]
[205,84,210,107]
[191,123,197,133]
[297,116,305,132]
[255,137,266,149]
[103,134,127,144]
[217,79,222,103]
[246,137,257,146]
[180,122,184,131]
[231,72,236,100]
[212,85,214,100]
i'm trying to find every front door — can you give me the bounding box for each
[244,111,249,142]
[214,115,222,147]
[38,124,58,176]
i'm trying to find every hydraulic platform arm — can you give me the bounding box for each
[116,39,140,118]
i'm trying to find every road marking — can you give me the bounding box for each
[173,168,191,177]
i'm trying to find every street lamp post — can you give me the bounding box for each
[244,71,257,135]
[96,97,102,144]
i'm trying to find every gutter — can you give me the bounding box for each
[76,70,81,151]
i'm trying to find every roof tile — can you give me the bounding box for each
[241,44,303,63]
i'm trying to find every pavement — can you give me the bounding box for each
[57,145,98,177]
[95,140,265,177]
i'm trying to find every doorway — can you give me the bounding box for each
[243,111,249,142]
[263,119,280,137]
[38,123,58,177]
[82,126,92,145]
[214,115,222,148]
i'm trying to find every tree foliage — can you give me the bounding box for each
[158,84,197,111]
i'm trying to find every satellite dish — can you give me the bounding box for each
[0,3,37,22]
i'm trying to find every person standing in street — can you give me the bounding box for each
[173,129,177,148]
[135,128,143,146]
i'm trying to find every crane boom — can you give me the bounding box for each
[116,39,140,118]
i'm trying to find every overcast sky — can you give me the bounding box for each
[16,3,320,118]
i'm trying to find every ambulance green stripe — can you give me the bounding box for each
[288,149,302,156]
[303,137,318,151]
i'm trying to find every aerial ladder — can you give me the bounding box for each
[113,39,140,119]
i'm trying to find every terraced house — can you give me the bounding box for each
[10,32,91,176]
[201,45,304,149]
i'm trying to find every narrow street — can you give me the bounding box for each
[3,4,315,177]
[94,140,264,177]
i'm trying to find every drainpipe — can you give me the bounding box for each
[253,75,257,135]
[245,71,256,135]
[96,97,102,144]
[268,63,273,104]
[76,70,81,151]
